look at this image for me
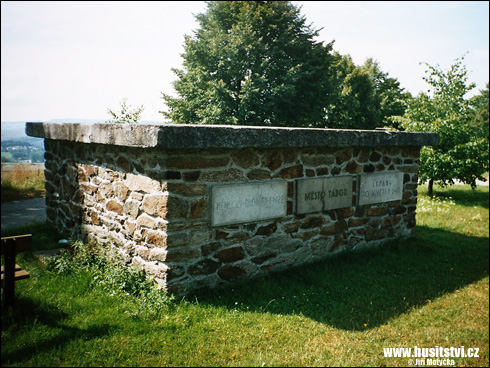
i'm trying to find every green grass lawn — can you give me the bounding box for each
[1,184,488,367]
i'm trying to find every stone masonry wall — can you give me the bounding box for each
[43,139,420,294]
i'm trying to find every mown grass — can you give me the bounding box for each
[1,184,488,367]
[1,164,45,201]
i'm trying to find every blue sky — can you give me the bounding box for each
[1,1,488,123]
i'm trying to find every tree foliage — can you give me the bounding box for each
[162,1,335,127]
[326,54,408,130]
[361,58,410,129]
[106,98,144,124]
[394,56,489,195]
[469,82,489,141]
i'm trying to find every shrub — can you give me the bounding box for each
[47,240,173,316]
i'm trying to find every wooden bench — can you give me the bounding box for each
[1,234,32,306]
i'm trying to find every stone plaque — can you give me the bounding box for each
[297,176,353,214]
[211,181,287,227]
[359,171,404,205]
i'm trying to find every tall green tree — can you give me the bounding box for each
[161,1,335,127]
[326,53,377,130]
[326,54,408,130]
[468,82,489,142]
[361,58,409,128]
[394,56,489,196]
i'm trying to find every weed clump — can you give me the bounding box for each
[47,240,173,316]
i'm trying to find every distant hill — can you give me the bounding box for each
[1,121,35,140]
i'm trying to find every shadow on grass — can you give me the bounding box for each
[191,225,489,331]
[1,297,117,365]
[1,222,63,251]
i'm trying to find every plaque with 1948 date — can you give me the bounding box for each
[358,171,404,205]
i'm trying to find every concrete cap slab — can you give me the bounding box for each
[26,122,440,149]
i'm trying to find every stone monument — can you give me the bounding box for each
[26,123,439,294]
